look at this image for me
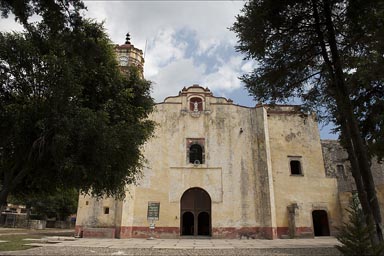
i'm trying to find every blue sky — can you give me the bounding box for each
[0,1,338,139]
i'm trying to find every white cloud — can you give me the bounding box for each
[145,28,187,73]
[203,56,243,91]
[241,60,256,73]
[197,38,220,56]
[85,1,244,46]
[0,15,24,32]
[150,58,206,103]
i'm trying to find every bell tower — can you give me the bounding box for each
[115,33,144,78]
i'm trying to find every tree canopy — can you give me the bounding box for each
[9,188,79,221]
[0,0,155,208]
[232,0,384,243]
[232,0,383,159]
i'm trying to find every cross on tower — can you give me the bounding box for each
[125,33,131,44]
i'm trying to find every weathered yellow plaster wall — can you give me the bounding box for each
[130,86,270,231]
[266,107,341,235]
[76,194,120,227]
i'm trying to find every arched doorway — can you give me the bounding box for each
[312,210,330,236]
[180,187,211,236]
[182,212,194,235]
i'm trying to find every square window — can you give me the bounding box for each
[290,160,301,175]
[289,157,303,175]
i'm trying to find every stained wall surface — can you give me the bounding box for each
[75,85,359,239]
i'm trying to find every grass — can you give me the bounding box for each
[0,234,43,251]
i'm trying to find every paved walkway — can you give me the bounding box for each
[25,236,340,249]
[0,227,341,256]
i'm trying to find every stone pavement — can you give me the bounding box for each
[2,236,342,255]
[25,236,340,249]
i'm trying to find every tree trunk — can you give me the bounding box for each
[322,0,383,243]
[0,187,10,213]
[0,163,31,215]
[339,117,378,242]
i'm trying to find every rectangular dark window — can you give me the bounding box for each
[290,160,302,175]
[104,207,109,214]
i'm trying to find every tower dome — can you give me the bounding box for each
[115,33,144,78]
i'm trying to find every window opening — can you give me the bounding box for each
[104,207,110,214]
[189,144,203,164]
[290,160,302,175]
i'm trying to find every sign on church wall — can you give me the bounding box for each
[147,202,160,221]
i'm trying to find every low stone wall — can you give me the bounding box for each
[1,213,73,229]
[29,220,47,229]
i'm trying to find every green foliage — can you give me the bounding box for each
[9,188,78,221]
[0,0,155,205]
[0,0,85,31]
[343,0,384,161]
[231,0,384,159]
[336,195,384,255]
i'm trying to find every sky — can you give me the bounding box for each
[0,1,337,139]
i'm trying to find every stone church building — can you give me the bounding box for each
[75,39,384,239]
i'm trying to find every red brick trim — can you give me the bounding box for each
[277,227,314,238]
[75,226,116,238]
[211,227,278,239]
[76,225,312,239]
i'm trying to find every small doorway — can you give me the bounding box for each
[312,210,330,236]
[198,212,210,235]
[182,212,194,235]
[180,187,211,236]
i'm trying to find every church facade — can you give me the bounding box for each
[75,41,384,239]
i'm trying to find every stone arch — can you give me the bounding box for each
[180,187,211,236]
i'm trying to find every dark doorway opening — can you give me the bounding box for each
[180,187,211,236]
[198,212,210,235]
[312,210,330,236]
[182,212,194,235]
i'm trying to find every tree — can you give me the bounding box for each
[336,194,384,256]
[232,0,384,243]
[0,0,155,210]
[0,0,85,30]
[9,188,79,221]
[343,0,384,162]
